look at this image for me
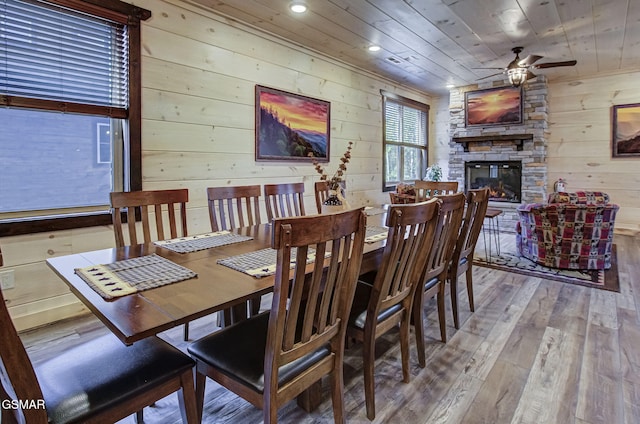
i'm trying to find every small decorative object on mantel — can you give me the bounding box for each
[554,178,566,192]
[424,164,443,182]
[310,141,353,213]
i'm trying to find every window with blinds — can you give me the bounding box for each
[381,91,429,190]
[0,0,150,236]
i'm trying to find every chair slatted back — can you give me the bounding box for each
[207,185,262,231]
[0,288,49,423]
[371,199,442,316]
[263,183,306,221]
[421,192,466,282]
[414,181,458,201]
[110,189,188,247]
[267,208,366,385]
[454,188,490,265]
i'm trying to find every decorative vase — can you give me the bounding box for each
[321,189,350,214]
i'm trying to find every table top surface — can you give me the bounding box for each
[46,215,387,345]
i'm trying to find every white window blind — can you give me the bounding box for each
[0,0,128,111]
[382,92,429,189]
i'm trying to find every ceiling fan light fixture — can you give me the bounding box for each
[290,2,307,13]
[507,67,528,87]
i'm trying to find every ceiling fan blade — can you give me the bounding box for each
[526,70,537,81]
[534,60,577,69]
[476,72,504,81]
[518,54,543,67]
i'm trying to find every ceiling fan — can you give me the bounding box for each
[475,47,577,86]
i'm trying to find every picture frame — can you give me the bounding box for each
[612,103,640,157]
[255,85,330,162]
[465,86,523,127]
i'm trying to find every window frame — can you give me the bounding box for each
[381,90,430,192]
[0,0,151,236]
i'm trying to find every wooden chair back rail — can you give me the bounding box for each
[110,189,188,248]
[423,193,465,278]
[207,185,262,232]
[414,181,458,201]
[457,189,490,261]
[264,183,306,221]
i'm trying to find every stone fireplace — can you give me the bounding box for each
[448,77,549,232]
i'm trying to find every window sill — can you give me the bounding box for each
[0,212,112,237]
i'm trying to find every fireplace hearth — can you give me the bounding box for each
[466,161,522,203]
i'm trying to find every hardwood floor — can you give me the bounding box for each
[19,233,640,424]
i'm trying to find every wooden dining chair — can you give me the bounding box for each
[110,188,191,340]
[414,180,458,201]
[188,208,367,424]
[413,192,465,366]
[0,287,198,424]
[110,188,189,247]
[346,198,441,420]
[207,185,263,324]
[448,188,490,329]
[207,185,262,231]
[264,182,306,221]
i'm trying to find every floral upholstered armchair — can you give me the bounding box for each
[516,191,619,270]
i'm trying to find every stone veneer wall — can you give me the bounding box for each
[448,76,549,233]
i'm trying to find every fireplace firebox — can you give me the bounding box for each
[465,161,522,203]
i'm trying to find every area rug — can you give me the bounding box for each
[473,245,620,292]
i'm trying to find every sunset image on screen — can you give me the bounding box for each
[466,87,521,125]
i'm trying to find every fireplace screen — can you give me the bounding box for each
[466,161,522,203]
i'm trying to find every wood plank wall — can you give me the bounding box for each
[1,0,433,331]
[547,72,640,235]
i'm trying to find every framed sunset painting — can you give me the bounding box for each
[465,86,523,127]
[255,85,330,162]
[612,103,640,157]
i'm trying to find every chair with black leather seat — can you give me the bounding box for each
[346,198,441,420]
[413,192,465,366]
[263,182,306,221]
[110,188,191,340]
[0,287,198,424]
[448,188,489,329]
[207,185,263,324]
[188,208,367,424]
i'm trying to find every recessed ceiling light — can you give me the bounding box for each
[446,84,455,89]
[290,2,307,13]
[368,45,381,52]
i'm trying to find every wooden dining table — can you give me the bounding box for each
[46,211,388,347]
[46,210,387,412]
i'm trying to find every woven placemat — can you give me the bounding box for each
[154,231,253,253]
[217,247,328,278]
[365,225,388,243]
[75,254,197,299]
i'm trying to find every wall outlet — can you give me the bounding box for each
[0,270,15,290]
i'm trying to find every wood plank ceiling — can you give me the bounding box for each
[185,0,640,95]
